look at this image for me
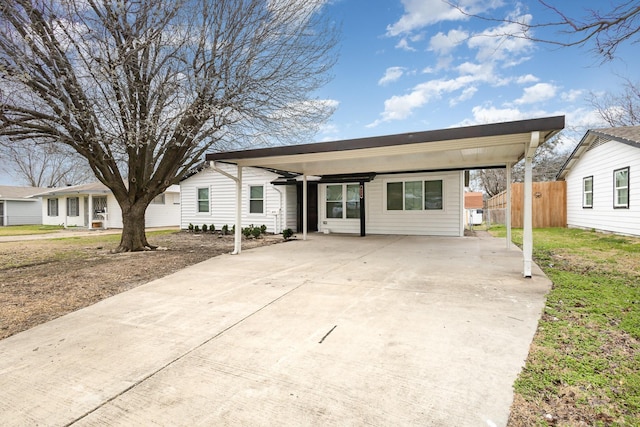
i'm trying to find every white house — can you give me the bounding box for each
[0,185,48,226]
[202,117,566,277]
[180,162,297,234]
[37,183,181,229]
[557,126,640,236]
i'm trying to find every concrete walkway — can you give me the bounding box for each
[0,234,551,426]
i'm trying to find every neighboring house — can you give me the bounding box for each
[37,183,181,229]
[464,191,484,227]
[557,126,640,236]
[180,162,297,234]
[0,186,48,226]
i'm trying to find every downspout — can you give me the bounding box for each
[210,161,243,255]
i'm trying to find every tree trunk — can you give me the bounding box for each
[116,201,155,252]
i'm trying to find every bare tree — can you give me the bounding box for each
[0,0,338,251]
[589,78,640,126]
[448,0,640,62]
[0,140,92,187]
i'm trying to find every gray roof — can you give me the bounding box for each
[33,182,111,197]
[0,185,50,200]
[556,125,640,180]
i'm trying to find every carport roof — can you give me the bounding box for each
[206,116,565,175]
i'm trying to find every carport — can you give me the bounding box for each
[207,116,565,277]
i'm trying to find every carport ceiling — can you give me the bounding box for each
[206,116,565,176]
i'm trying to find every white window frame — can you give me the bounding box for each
[47,198,58,216]
[384,178,444,211]
[614,167,629,209]
[324,183,360,220]
[582,176,593,208]
[197,187,210,213]
[151,194,165,205]
[249,185,265,214]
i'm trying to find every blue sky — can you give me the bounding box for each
[1,0,637,186]
[314,0,639,143]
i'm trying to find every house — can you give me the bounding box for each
[37,183,181,229]
[202,116,565,277]
[557,126,640,236]
[180,162,297,234]
[0,185,48,226]
[464,191,484,226]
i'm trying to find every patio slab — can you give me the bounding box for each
[0,234,551,426]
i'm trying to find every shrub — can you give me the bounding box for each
[210,224,215,233]
[194,225,200,232]
[188,223,194,231]
[221,224,229,235]
[260,224,267,234]
[242,227,252,238]
[202,224,208,232]
[251,227,262,238]
[282,228,294,240]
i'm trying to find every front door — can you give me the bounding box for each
[296,182,318,232]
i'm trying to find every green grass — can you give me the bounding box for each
[489,226,640,425]
[0,224,64,236]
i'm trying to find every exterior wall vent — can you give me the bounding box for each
[588,135,611,151]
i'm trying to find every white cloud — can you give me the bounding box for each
[467,14,534,63]
[561,89,583,102]
[516,74,539,84]
[386,0,503,36]
[514,83,558,105]
[449,86,478,106]
[379,67,405,86]
[429,29,469,55]
[395,38,416,51]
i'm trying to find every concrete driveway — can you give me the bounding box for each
[0,233,550,426]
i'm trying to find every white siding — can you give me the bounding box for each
[317,171,463,236]
[284,185,298,232]
[566,140,640,236]
[180,164,286,233]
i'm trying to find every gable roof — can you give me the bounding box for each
[206,116,564,176]
[0,185,49,200]
[556,125,640,180]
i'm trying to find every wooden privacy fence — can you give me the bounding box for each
[485,181,566,228]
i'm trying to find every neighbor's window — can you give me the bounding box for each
[326,184,343,219]
[249,185,264,214]
[197,187,209,213]
[151,194,165,205]
[614,167,629,208]
[47,199,58,216]
[424,180,443,210]
[67,197,79,217]
[325,184,360,219]
[386,179,443,211]
[583,176,593,208]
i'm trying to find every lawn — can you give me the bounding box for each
[0,224,63,236]
[489,227,640,426]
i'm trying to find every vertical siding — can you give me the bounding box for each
[566,140,640,236]
[316,171,462,236]
[180,164,283,233]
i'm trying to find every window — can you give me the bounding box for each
[386,179,443,211]
[326,184,343,218]
[583,176,593,208]
[424,180,443,210]
[325,184,360,219]
[345,184,360,218]
[151,194,165,204]
[47,199,58,216]
[67,197,79,217]
[614,167,629,208]
[197,187,209,213]
[249,185,264,214]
